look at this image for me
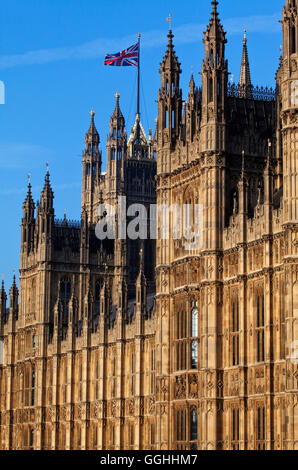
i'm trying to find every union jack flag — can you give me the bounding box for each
[104,42,139,67]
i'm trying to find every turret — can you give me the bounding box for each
[158,28,182,150]
[37,169,54,239]
[9,275,18,321]
[0,280,7,328]
[81,109,102,222]
[186,74,199,142]
[21,178,35,256]
[280,0,298,222]
[106,92,127,194]
[201,0,228,152]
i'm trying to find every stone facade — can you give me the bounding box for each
[0,0,297,451]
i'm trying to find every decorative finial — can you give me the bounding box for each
[27,173,31,185]
[211,0,219,16]
[115,91,120,101]
[138,32,141,39]
[46,162,49,173]
[166,13,172,31]
[90,108,95,119]
[64,208,67,219]
[243,28,247,45]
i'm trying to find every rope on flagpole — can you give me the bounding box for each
[127,72,138,130]
[140,75,150,134]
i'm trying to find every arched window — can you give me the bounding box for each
[60,278,71,323]
[31,367,35,406]
[231,296,240,366]
[112,356,116,398]
[257,406,265,450]
[256,292,265,362]
[191,341,198,369]
[191,300,199,369]
[190,409,198,442]
[131,352,135,396]
[209,77,213,102]
[291,25,296,54]
[191,304,198,337]
[30,429,34,449]
[92,280,101,333]
[32,334,36,351]
[232,408,240,450]
[31,279,36,313]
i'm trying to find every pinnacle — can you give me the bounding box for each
[41,167,54,202]
[160,29,181,75]
[87,108,99,138]
[111,91,124,120]
[239,29,252,96]
[11,274,18,293]
[212,0,219,16]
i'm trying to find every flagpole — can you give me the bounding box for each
[137,33,141,118]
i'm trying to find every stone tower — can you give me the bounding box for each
[0,0,297,451]
[81,109,102,224]
[280,0,298,449]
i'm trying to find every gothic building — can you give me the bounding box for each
[0,0,297,450]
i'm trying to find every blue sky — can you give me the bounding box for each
[0,0,284,288]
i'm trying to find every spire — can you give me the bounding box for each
[23,175,35,220]
[9,274,19,313]
[0,278,7,325]
[159,29,181,75]
[1,279,6,306]
[158,26,183,148]
[189,73,195,96]
[204,0,226,41]
[109,91,125,136]
[111,91,124,121]
[201,0,228,142]
[239,29,252,98]
[211,0,219,17]
[85,108,100,147]
[40,168,54,207]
